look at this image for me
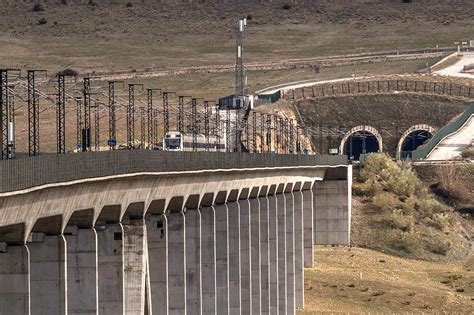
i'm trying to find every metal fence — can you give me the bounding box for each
[285,79,474,101]
[0,151,347,193]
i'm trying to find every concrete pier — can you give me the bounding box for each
[214,202,229,315]
[313,174,352,245]
[276,186,287,315]
[249,189,261,314]
[123,219,147,314]
[239,194,252,315]
[0,245,30,315]
[65,227,98,315]
[167,211,186,315]
[268,186,279,314]
[201,206,217,314]
[185,209,202,315]
[97,223,124,315]
[293,187,304,310]
[29,234,67,315]
[302,185,314,268]
[258,188,270,314]
[146,215,168,315]
[285,186,296,315]
[227,191,241,315]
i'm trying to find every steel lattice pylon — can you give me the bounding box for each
[252,111,257,153]
[226,108,231,153]
[76,98,83,149]
[94,103,100,151]
[191,98,197,151]
[108,82,116,149]
[27,71,40,157]
[204,101,210,151]
[56,75,66,154]
[0,70,8,159]
[83,78,91,152]
[215,106,220,151]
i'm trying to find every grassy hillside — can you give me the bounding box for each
[351,154,470,262]
[1,0,473,73]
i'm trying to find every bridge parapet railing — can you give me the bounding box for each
[0,151,348,193]
[411,104,474,160]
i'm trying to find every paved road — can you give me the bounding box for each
[427,115,474,160]
[434,52,474,78]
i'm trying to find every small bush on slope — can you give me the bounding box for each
[352,153,469,261]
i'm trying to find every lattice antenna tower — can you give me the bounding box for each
[235,18,247,98]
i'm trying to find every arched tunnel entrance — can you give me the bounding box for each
[339,126,382,161]
[344,132,380,160]
[397,125,435,160]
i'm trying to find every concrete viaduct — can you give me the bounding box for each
[0,150,351,315]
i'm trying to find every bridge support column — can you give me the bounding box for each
[250,196,261,314]
[65,227,98,315]
[227,199,241,314]
[123,219,147,314]
[276,187,287,315]
[0,245,30,315]
[239,197,252,314]
[303,185,314,268]
[167,211,186,315]
[293,188,304,310]
[29,234,67,315]
[146,215,168,315]
[268,189,279,314]
[313,170,352,245]
[258,193,270,314]
[201,206,216,314]
[185,209,201,315]
[215,204,229,315]
[97,223,124,315]
[285,186,296,315]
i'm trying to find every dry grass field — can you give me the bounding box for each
[301,246,474,314]
[1,0,473,74]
